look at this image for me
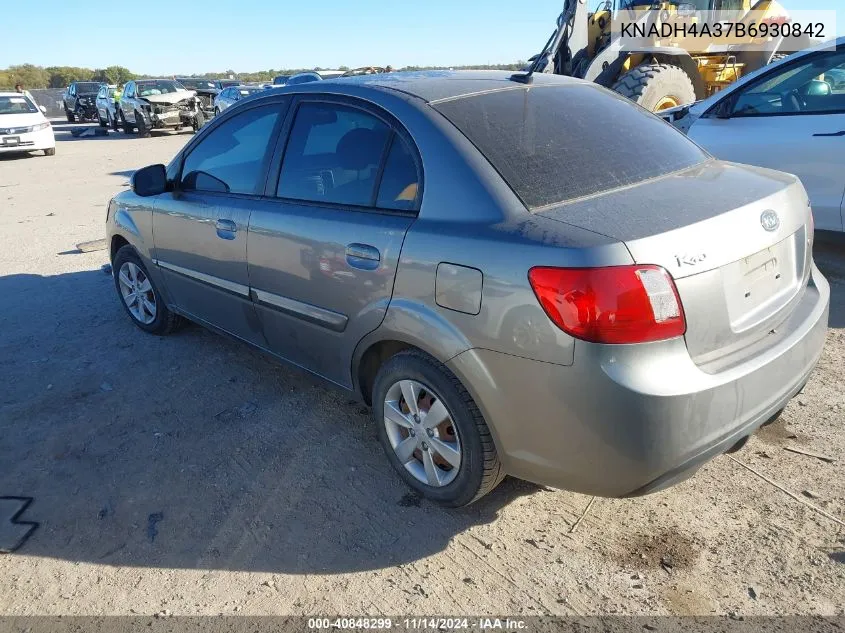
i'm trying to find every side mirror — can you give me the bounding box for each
[800,79,832,97]
[39,105,47,114]
[714,98,734,119]
[131,164,168,197]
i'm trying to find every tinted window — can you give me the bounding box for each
[435,84,707,209]
[376,136,419,210]
[277,103,390,206]
[182,104,282,195]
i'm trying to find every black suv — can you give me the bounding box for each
[63,81,103,122]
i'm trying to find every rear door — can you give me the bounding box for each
[688,47,845,232]
[152,100,288,345]
[247,96,421,387]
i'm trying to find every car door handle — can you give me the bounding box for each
[813,130,845,137]
[215,219,237,240]
[346,243,380,270]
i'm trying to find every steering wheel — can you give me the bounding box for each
[783,89,805,113]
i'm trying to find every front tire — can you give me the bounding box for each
[112,245,181,335]
[612,63,697,113]
[373,350,504,507]
[135,111,151,138]
[119,111,133,134]
[44,148,55,156]
[65,108,75,123]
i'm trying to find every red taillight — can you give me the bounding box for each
[528,265,686,344]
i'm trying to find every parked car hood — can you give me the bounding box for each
[138,90,196,105]
[0,112,47,128]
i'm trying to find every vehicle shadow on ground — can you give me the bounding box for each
[815,234,845,328]
[0,269,538,574]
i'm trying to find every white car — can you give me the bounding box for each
[664,37,845,233]
[213,85,264,115]
[95,84,119,129]
[0,92,55,156]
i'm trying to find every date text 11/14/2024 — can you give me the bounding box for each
[307,618,528,630]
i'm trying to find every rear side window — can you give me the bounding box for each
[181,104,282,195]
[376,136,419,210]
[434,84,707,209]
[277,103,391,206]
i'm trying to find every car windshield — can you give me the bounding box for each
[137,81,182,97]
[178,79,217,90]
[0,95,38,115]
[434,84,708,209]
[76,82,102,93]
[273,76,289,85]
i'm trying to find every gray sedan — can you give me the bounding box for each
[213,85,264,115]
[106,71,829,506]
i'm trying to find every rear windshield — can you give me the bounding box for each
[434,84,708,209]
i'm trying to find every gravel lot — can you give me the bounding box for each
[1,122,843,617]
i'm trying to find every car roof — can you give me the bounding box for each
[330,70,583,103]
[0,91,37,97]
[276,70,585,104]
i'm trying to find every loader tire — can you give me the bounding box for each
[612,63,696,113]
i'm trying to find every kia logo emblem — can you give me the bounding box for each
[760,210,780,232]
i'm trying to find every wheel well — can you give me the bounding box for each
[356,340,416,405]
[110,235,129,263]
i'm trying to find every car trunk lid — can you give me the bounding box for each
[536,161,813,370]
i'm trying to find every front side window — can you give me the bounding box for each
[181,104,283,195]
[277,102,391,206]
[730,49,845,117]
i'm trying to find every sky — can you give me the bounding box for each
[1,0,840,75]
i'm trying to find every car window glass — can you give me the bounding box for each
[181,104,282,195]
[731,49,845,116]
[435,84,706,208]
[277,102,390,206]
[376,136,420,210]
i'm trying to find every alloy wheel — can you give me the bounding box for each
[117,262,156,325]
[383,379,462,487]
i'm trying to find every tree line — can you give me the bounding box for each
[0,62,526,90]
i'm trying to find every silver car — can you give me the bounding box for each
[106,72,829,506]
[213,86,264,115]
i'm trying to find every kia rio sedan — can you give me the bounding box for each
[106,71,829,506]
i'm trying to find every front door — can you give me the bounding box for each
[153,101,287,345]
[247,98,422,387]
[689,48,845,232]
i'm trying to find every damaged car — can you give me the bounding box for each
[175,77,219,120]
[117,79,206,137]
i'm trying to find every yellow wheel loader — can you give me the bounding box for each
[520,0,812,112]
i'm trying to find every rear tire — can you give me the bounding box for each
[372,350,504,507]
[613,63,697,113]
[112,245,181,335]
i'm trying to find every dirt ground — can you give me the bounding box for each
[0,121,843,617]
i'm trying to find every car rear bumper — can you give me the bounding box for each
[0,128,55,153]
[447,263,830,497]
